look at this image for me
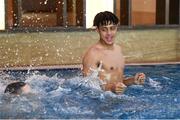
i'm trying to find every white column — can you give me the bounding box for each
[86,0,114,28]
[0,0,5,30]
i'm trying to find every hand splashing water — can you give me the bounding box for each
[82,61,106,90]
[74,61,105,90]
[89,61,103,78]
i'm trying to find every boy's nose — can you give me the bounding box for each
[107,29,112,34]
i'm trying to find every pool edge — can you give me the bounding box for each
[0,62,180,71]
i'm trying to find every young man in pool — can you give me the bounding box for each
[4,81,31,95]
[82,11,146,94]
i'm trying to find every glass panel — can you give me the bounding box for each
[8,0,84,28]
[20,0,57,27]
[169,0,179,24]
[131,0,156,26]
[67,0,76,26]
[120,0,129,25]
[115,0,121,22]
[7,0,14,28]
[76,0,83,26]
[67,0,83,26]
[156,0,165,24]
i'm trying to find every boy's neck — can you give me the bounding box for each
[98,39,114,49]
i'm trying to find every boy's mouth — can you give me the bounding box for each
[105,36,113,43]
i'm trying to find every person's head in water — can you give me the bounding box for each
[4,82,31,95]
[93,11,119,45]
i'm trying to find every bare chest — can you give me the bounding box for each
[97,50,124,71]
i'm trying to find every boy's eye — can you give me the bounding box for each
[99,25,117,31]
[101,28,107,31]
[110,26,117,30]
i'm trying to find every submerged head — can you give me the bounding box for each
[4,82,31,95]
[93,11,119,45]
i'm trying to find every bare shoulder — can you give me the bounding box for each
[84,44,100,57]
[82,44,100,63]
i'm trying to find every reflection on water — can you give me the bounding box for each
[0,64,180,119]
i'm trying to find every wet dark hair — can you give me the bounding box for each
[93,11,119,28]
[4,82,26,94]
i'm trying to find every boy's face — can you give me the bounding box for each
[97,22,118,45]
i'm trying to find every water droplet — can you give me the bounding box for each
[44,0,48,5]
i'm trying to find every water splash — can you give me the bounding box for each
[147,77,162,91]
[80,60,105,90]
[0,64,179,119]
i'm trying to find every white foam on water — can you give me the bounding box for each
[0,72,16,94]
[0,67,132,119]
[148,77,162,91]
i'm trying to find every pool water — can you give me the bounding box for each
[0,64,180,119]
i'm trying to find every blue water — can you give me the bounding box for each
[0,64,180,119]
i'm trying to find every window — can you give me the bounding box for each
[7,0,84,29]
[20,0,57,27]
[132,0,156,26]
[115,0,179,27]
[169,0,179,24]
[6,0,179,30]
[156,0,166,24]
[115,0,129,25]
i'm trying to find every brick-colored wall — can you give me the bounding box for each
[0,28,179,69]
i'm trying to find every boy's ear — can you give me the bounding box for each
[95,27,99,33]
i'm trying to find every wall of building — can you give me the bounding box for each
[0,28,179,69]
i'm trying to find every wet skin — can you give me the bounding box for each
[82,23,146,94]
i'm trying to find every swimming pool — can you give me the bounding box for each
[0,64,180,119]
